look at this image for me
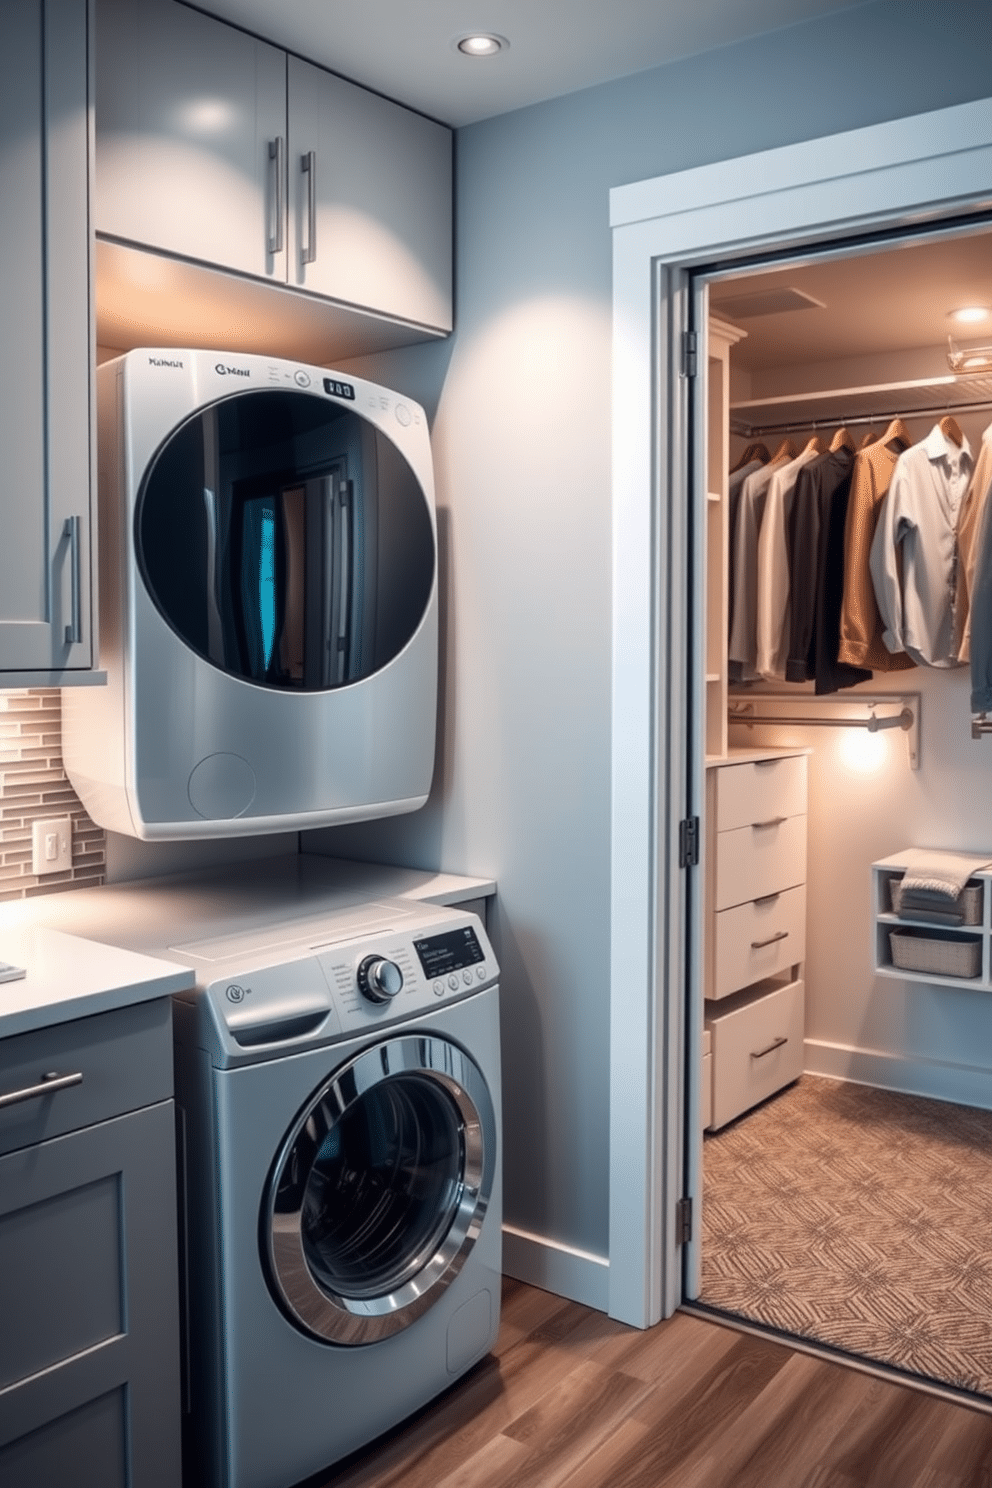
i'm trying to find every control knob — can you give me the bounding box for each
[357,955,404,1004]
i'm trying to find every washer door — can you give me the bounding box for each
[262,1034,496,1345]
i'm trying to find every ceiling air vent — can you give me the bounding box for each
[712,287,826,319]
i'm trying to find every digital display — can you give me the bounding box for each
[414,927,484,977]
[323,378,356,401]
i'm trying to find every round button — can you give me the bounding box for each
[447,975,459,991]
[433,980,445,997]
[395,403,412,427]
[476,965,487,981]
[462,970,473,986]
[294,369,311,387]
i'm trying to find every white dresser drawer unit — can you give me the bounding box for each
[714,812,807,911]
[712,884,806,1001]
[715,754,807,832]
[706,977,804,1130]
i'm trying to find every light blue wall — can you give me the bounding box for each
[307,0,992,1266]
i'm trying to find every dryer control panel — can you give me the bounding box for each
[188,900,498,1067]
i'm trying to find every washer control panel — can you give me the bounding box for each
[198,902,497,1062]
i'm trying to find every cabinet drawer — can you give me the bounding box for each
[707,978,804,1130]
[0,1000,172,1158]
[716,755,807,832]
[715,813,806,911]
[712,884,806,1000]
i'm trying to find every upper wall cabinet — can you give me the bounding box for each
[0,0,96,684]
[95,0,453,336]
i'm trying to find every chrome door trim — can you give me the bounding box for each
[263,1033,496,1345]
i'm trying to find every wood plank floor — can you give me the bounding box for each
[310,1279,992,1488]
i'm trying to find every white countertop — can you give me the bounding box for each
[0,925,195,1040]
[0,855,494,1039]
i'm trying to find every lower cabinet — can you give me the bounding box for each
[0,1002,181,1487]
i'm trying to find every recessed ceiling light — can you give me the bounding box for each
[949,305,991,324]
[455,34,508,58]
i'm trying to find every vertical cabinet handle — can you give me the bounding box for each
[301,150,317,265]
[268,137,285,255]
[64,515,82,645]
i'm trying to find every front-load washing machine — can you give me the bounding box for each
[62,349,438,840]
[165,891,501,1488]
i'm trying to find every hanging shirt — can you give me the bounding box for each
[954,420,992,662]
[727,456,789,682]
[969,479,992,711]
[755,443,820,680]
[868,424,973,668]
[837,437,917,673]
[785,444,870,693]
[727,459,766,627]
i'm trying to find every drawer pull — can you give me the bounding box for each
[751,930,789,950]
[754,892,781,906]
[750,1036,788,1060]
[752,816,787,829]
[0,1070,83,1111]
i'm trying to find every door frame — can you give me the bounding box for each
[607,96,992,1329]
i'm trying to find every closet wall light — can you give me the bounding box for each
[839,726,889,775]
[949,306,990,324]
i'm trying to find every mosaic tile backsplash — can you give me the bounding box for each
[0,691,106,901]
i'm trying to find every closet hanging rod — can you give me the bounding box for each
[729,706,913,732]
[731,397,992,440]
[728,692,920,768]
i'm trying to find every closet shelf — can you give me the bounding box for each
[873,853,992,989]
[728,692,920,769]
[730,372,992,437]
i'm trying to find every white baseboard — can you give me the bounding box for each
[805,1038,992,1111]
[502,1224,609,1312]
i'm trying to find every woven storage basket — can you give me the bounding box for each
[887,876,983,925]
[889,928,982,979]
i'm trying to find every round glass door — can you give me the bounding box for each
[135,390,435,689]
[263,1035,496,1345]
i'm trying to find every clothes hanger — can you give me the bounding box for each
[858,430,876,450]
[882,416,912,451]
[803,434,823,455]
[771,438,797,461]
[830,426,856,452]
[730,441,770,473]
[940,413,964,447]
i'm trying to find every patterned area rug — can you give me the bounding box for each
[701,1075,992,1395]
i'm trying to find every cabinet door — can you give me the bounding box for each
[95,0,287,279]
[0,1101,181,1487]
[0,0,93,675]
[289,58,452,332]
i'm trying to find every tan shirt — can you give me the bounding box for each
[954,422,992,662]
[837,436,916,673]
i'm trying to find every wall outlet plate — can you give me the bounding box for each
[31,817,73,876]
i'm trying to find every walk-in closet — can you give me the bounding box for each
[693,220,992,1398]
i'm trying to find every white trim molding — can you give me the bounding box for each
[502,1224,610,1313]
[609,95,992,1329]
[805,1039,992,1112]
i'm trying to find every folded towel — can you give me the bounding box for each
[900,850,991,902]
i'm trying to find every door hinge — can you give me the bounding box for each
[681,330,698,378]
[679,816,700,868]
[676,1197,693,1245]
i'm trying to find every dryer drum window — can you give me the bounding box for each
[135,390,435,690]
[263,1035,496,1345]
